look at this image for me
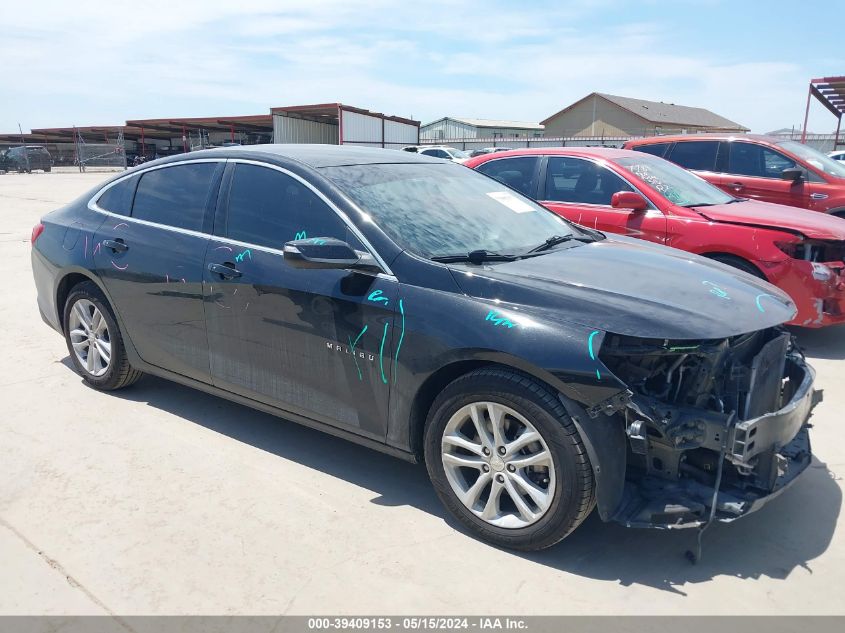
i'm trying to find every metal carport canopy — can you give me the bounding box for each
[125,114,274,150]
[802,76,845,148]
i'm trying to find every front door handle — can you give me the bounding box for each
[730,182,744,190]
[102,239,128,253]
[208,262,242,279]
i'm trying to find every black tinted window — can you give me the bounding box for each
[225,164,354,249]
[668,141,719,171]
[543,157,633,205]
[728,142,797,178]
[133,163,216,230]
[632,143,670,157]
[476,156,539,197]
[424,149,450,159]
[97,176,138,216]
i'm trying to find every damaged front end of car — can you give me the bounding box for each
[596,327,821,529]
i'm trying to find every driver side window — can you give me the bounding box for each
[728,142,796,178]
[224,163,362,250]
[543,157,633,206]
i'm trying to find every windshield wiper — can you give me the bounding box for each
[680,202,720,208]
[524,233,596,255]
[430,249,518,264]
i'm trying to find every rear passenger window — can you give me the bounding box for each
[632,143,671,158]
[132,163,217,231]
[224,163,358,250]
[96,175,139,216]
[476,156,539,197]
[543,156,633,206]
[667,141,719,171]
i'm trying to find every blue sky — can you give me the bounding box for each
[1,0,842,134]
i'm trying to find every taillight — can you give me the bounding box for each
[31,222,45,244]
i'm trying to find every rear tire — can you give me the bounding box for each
[63,281,142,390]
[706,254,765,280]
[424,368,595,551]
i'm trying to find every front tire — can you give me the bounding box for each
[63,281,142,390]
[424,368,595,551]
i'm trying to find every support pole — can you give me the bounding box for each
[141,127,146,159]
[835,114,842,149]
[801,82,812,144]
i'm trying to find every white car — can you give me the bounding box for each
[402,145,469,163]
[828,150,845,162]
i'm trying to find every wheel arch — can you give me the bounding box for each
[55,268,121,336]
[700,251,766,279]
[408,357,628,523]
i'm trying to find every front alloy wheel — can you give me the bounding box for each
[425,368,595,551]
[441,402,555,528]
[68,299,112,376]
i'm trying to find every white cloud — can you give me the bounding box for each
[0,0,841,133]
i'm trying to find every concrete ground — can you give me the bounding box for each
[1,170,843,615]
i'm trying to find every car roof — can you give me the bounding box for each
[142,143,445,169]
[627,133,781,145]
[468,146,641,161]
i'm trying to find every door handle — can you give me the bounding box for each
[729,182,744,190]
[102,239,128,253]
[208,262,242,279]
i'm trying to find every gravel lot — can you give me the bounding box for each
[1,171,843,615]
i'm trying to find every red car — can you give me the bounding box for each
[465,147,845,327]
[623,134,845,218]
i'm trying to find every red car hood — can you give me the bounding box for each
[694,199,845,240]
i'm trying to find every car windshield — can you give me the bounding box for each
[778,140,845,178]
[614,154,735,207]
[445,148,469,159]
[323,162,577,258]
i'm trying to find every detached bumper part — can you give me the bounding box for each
[615,424,812,528]
[610,344,818,529]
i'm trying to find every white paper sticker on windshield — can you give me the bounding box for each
[487,191,535,213]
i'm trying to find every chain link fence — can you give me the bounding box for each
[75,129,127,172]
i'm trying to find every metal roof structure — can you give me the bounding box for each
[801,76,845,148]
[422,117,544,130]
[271,103,418,127]
[542,92,749,132]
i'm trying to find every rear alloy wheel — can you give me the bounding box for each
[63,281,143,390]
[68,298,111,377]
[425,368,595,551]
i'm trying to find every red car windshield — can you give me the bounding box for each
[778,140,845,179]
[615,154,736,207]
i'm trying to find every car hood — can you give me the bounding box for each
[692,199,845,240]
[449,235,796,340]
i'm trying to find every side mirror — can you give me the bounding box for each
[781,167,803,183]
[611,191,648,211]
[283,237,381,272]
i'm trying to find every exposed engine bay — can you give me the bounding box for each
[598,327,820,528]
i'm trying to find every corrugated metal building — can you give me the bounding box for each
[272,103,419,148]
[420,117,544,140]
[541,93,749,137]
